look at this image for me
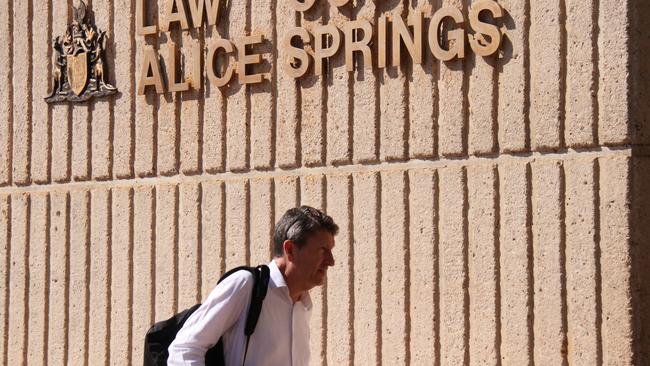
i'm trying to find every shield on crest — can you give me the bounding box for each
[67,52,88,96]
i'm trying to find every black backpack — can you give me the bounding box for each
[143,265,271,366]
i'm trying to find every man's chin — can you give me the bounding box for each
[313,271,327,286]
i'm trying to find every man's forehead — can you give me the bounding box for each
[308,230,335,246]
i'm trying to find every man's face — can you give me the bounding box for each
[289,229,336,290]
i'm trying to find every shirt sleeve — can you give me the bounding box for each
[167,271,255,366]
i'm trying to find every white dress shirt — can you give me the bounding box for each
[168,260,312,366]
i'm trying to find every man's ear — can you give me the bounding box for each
[283,240,296,260]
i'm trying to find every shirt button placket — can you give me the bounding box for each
[291,303,296,366]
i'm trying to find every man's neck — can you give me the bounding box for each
[274,257,305,303]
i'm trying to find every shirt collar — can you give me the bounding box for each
[268,259,312,310]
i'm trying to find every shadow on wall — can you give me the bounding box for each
[631,0,650,144]
[631,0,650,362]
[631,156,650,365]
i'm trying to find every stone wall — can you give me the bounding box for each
[0,0,647,364]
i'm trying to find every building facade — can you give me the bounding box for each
[0,0,648,364]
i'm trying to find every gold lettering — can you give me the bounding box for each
[166,42,190,92]
[136,0,157,35]
[134,3,506,89]
[314,24,341,76]
[207,39,235,87]
[190,43,202,89]
[329,0,350,6]
[288,0,316,12]
[377,15,388,68]
[428,6,466,61]
[392,11,423,67]
[468,0,502,57]
[343,20,373,72]
[161,0,190,32]
[138,46,165,94]
[237,34,265,84]
[282,27,311,78]
[187,0,206,28]
[187,0,221,28]
[205,0,221,26]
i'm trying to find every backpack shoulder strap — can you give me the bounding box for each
[216,264,271,366]
[215,265,270,335]
[217,265,256,285]
[240,264,270,366]
[244,264,270,336]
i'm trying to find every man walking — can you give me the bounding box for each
[168,206,338,365]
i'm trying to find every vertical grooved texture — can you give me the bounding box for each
[180,33,201,175]
[250,0,275,170]
[225,0,250,172]
[110,187,133,365]
[501,160,534,365]
[8,194,28,366]
[67,191,88,366]
[438,0,466,157]
[201,181,225,297]
[0,195,7,365]
[179,183,201,308]
[275,0,299,168]
[598,0,630,144]
[51,1,71,183]
[203,17,227,173]
[31,0,51,184]
[351,0,378,164]
[497,0,528,152]
[113,0,135,178]
[565,158,599,365]
[28,193,49,366]
[467,5,497,155]
[156,45,179,175]
[529,0,562,150]
[48,192,68,366]
[132,186,154,364]
[531,160,565,365]
[352,172,380,366]
[408,4,436,159]
[598,157,633,364]
[631,0,650,146]
[380,171,408,364]
[631,157,650,364]
[134,0,157,177]
[438,167,468,364]
[275,176,300,216]
[407,169,437,364]
[326,174,353,365]
[467,164,498,365]
[225,180,249,267]
[155,184,178,319]
[71,105,90,181]
[326,5,351,166]
[301,174,326,366]
[378,1,407,161]
[12,0,31,185]
[299,2,326,167]
[565,0,597,147]
[89,188,110,366]
[250,178,273,265]
[92,0,114,180]
[0,0,11,185]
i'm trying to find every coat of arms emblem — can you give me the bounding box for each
[45,0,117,102]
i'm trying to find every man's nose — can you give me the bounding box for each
[325,249,335,266]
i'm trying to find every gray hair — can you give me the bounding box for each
[273,206,339,257]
